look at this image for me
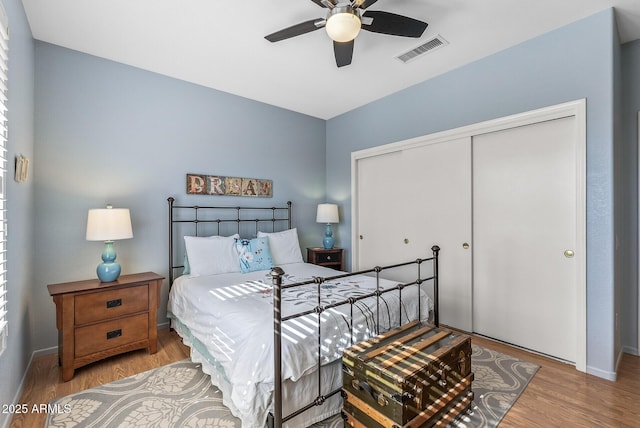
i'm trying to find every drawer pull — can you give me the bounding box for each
[106,329,122,340]
[106,298,122,308]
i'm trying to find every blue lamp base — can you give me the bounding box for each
[97,241,122,282]
[323,223,334,249]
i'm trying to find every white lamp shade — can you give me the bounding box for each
[86,208,133,241]
[325,11,361,42]
[316,204,339,224]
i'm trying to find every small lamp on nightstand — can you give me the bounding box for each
[316,203,339,249]
[86,205,133,282]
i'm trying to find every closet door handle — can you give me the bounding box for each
[404,238,409,244]
[564,249,574,258]
[462,243,470,250]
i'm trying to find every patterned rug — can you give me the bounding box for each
[45,344,538,428]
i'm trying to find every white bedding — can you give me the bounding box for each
[167,262,432,427]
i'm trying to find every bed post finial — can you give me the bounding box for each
[271,266,285,285]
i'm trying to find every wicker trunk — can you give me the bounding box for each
[342,321,473,427]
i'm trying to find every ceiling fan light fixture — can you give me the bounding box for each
[325,7,361,42]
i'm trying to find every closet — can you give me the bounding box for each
[351,100,586,370]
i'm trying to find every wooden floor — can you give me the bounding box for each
[472,336,640,427]
[10,328,190,428]
[10,328,640,427]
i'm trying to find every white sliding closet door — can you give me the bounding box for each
[355,138,472,331]
[355,151,405,270]
[472,117,578,362]
[402,138,472,330]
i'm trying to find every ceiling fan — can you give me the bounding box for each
[264,0,428,67]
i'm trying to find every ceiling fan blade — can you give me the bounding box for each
[334,40,354,67]
[265,19,325,42]
[310,0,337,7]
[355,0,378,9]
[362,10,428,38]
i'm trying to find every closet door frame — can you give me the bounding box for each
[351,99,586,372]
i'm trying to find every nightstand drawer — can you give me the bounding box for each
[307,247,344,271]
[74,285,149,325]
[74,313,149,358]
[315,251,341,264]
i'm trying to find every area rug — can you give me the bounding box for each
[45,344,538,428]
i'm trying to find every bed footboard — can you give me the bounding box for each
[270,245,440,428]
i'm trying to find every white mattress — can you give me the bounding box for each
[167,262,432,427]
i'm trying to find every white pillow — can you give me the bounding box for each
[257,228,303,265]
[184,234,240,277]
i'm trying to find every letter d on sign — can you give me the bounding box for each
[186,174,206,194]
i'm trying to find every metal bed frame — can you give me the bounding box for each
[167,198,440,428]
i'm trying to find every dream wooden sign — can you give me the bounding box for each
[186,174,273,198]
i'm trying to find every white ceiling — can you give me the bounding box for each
[21,0,640,119]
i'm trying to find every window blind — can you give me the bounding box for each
[0,3,8,357]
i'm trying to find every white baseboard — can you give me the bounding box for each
[585,345,640,381]
[622,345,639,356]
[32,345,58,359]
[586,364,617,381]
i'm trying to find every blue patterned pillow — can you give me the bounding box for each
[235,237,275,273]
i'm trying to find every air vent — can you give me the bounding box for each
[396,35,448,64]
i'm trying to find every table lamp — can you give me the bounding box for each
[86,205,133,282]
[316,203,339,249]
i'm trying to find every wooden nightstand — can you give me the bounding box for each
[48,271,164,382]
[307,247,344,271]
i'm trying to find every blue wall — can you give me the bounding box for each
[0,0,35,427]
[326,9,618,377]
[621,38,640,355]
[32,42,327,350]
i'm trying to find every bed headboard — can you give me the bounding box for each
[167,197,292,285]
